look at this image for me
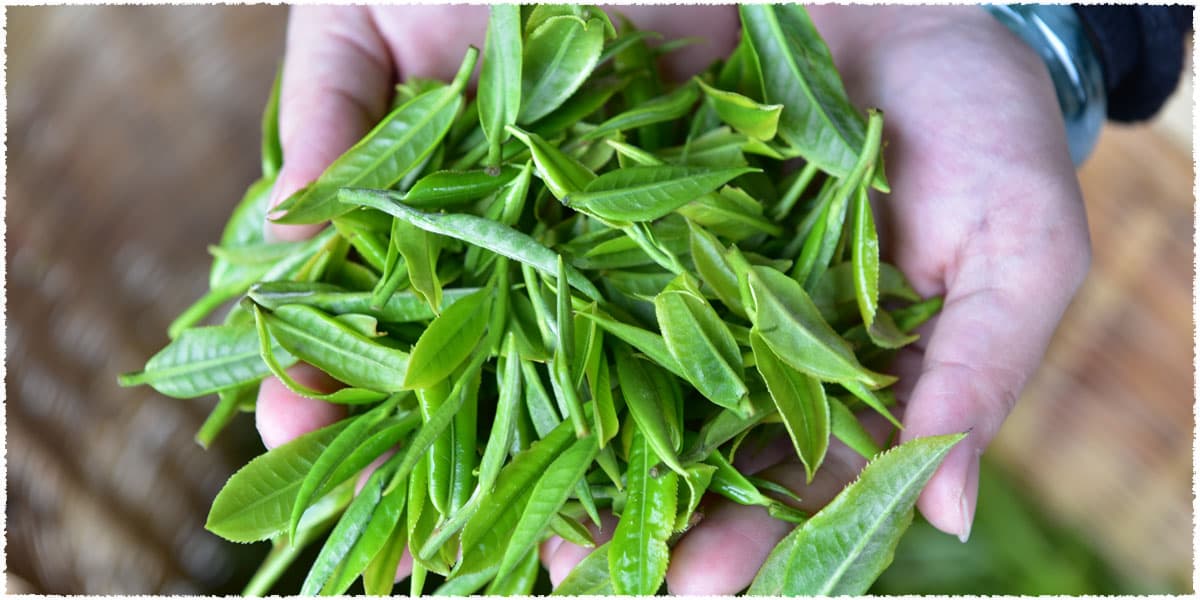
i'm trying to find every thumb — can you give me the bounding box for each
[900,217,1090,541]
[266,6,394,242]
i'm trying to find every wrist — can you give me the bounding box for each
[983,5,1107,166]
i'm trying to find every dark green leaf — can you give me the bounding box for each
[119,323,292,399]
[341,189,603,301]
[609,429,677,595]
[479,5,522,166]
[565,165,757,222]
[273,48,477,224]
[751,331,830,483]
[747,266,894,388]
[748,433,965,595]
[519,16,606,123]
[402,167,520,208]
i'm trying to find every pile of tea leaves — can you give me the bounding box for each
[121,4,962,595]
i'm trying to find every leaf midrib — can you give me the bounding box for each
[340,89,458,191]
[756,6,849,152]
[271,314,404,377]
[141,346,262,385]
[754,277,857,378]
[662,294,744,402]
[804,448,947,594]
[523,20,585,121]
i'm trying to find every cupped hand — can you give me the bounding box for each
[549,6,1090,594]
[253,4,741,585]
[254,5,1091,594]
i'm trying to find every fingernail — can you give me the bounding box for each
[263,175,288,243]
[957,492,972,543]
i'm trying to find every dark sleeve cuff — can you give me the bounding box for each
[1074,6,1193,122]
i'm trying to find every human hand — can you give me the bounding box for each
[254,4,1091,593]
[253,3,742,585]
[577,6,1089,594]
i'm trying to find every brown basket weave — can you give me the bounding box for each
[8,6,287,594]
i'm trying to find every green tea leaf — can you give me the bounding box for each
[695,78,783,140]
[577,309,686,381]
[738,4,867,179]
[615,348,686,476]
[506,125,597,199]
[519,15,606,123]
[553,543,613,595]
[675,463,717,532]
[851,175,918,349]
[206,419,350,542]
[195,383,255,448]
[750,331,830,483]
[362,513,408,595]
[609,429,678,595]
[830,397,882,460]
[748,433,965,595]
[405,288,490,389]
[209,176,274,290]
[460,419,576,552]
[747,266,894,388]
[261,67,283,177]
[263,304,410,392]
[274,48,477,224]
[581,81,700,141]
[119,323,292,399]
[479,5,522,166]
[686,220,747,316]
[402,167,520,208]
[565,165,757,222]
[341,189,603,301]
[289,394,404,540]
[496,434,598,581]
[301,451,406,595]
[249,281,479,323]
[486,547,541,595]
[656,274,748,413]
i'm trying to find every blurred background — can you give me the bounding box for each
[7,5,1194,595]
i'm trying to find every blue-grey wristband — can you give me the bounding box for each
[984,4,1107,166]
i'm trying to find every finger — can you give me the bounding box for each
[665,437,870,594]
[254,364,346,449]
[368,6,490,82]
[901,216,1090,541]
[665,501,790,595]
[604,5,740,81]
[393,548,414,583]
[266,6,395,241]
[542,512,618,588]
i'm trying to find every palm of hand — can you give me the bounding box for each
[553,8,1090,594]
[259,5,1090,595]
